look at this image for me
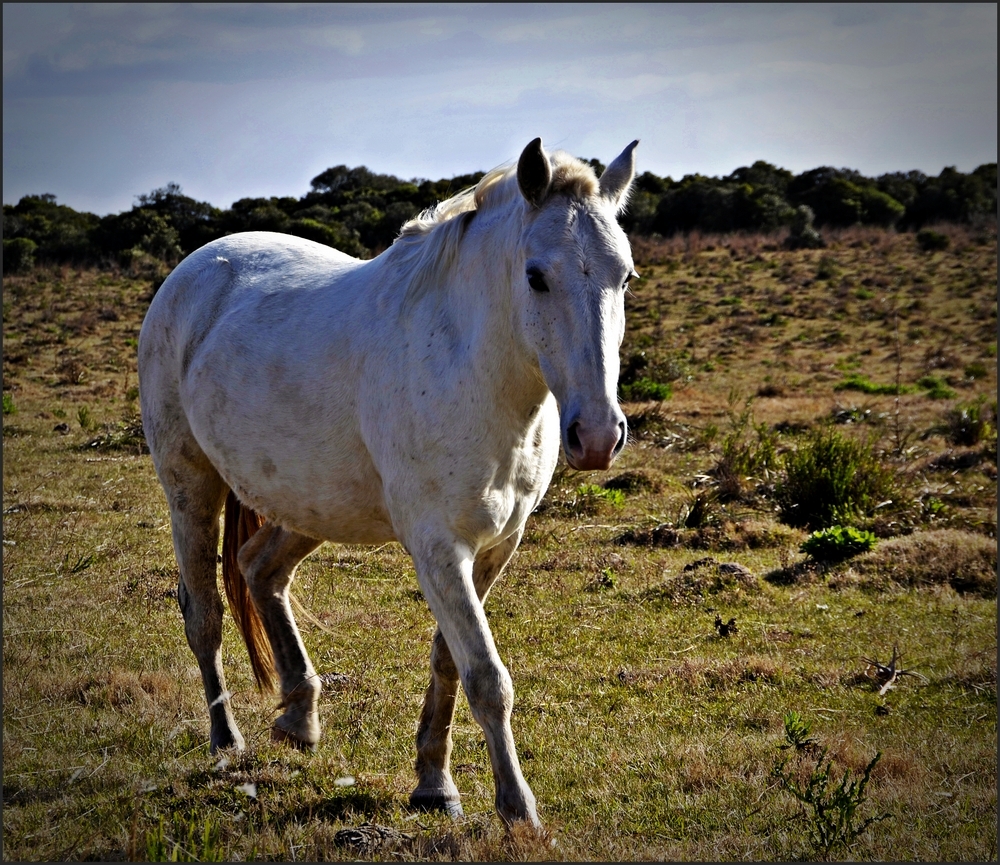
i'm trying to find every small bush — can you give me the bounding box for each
[801,525,877,561]
[3,237,37,274]
[2,393,16,416]
[619,377,672,401]
[916,229,949,252]
[775,428,898,529]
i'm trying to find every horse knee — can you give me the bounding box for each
[462,660,513,726]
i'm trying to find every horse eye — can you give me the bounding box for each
[527,268,549,292]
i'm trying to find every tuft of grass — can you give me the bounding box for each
[775,428,899,529]
[711,395,777,500]
[850,529,997,596]
[571,483,625,515]
[917,375,957,400]
[3,392,17,415]
[835,373,913,395]
[619,377,672,401]
[77,404,94,431]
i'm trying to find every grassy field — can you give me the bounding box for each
[2,224,996,861]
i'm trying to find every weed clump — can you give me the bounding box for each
[773,712,889,859]
[940,397,996,446]
[775,428,898,529]
[711,395,777,500]
[801,525,877,561]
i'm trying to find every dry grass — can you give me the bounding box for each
[3,228,997,860]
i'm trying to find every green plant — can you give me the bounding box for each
[801,525,877,561]
[917,375,956,400]
[619,377,672,401]
[774,748,892,859]
[775,428,898,529]
[834,373,913,395]
[572,484,625,515]
[2,393,16,415]
[779,710,819,751]
[77,405,94,431]
[916,229,949,252]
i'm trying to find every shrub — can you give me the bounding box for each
[916,229,949,252]
[619,377,672,401]
[3,237,37,273]
[801,525,877,561]
[783,205,825,249]
[775,428,898,529]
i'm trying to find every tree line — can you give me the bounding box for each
[3,158,996,272]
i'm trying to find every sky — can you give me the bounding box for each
[3,3,997,216]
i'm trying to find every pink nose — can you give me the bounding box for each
[565,419,627,471]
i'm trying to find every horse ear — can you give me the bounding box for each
[517,138,552,207]
[599,139,639,212]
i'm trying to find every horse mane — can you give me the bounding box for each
[389,152,600,305]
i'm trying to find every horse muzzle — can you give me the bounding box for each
[564,413,627,471]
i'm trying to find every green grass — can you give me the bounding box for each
[3,230,997,861]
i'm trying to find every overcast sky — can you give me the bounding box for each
[3,3,996,215]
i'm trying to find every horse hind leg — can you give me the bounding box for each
[410,533,522,819]
[236,520,322,748]
[162,454,244,752]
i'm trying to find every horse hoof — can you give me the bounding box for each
[270,723,317,752]
[409,790,464,819]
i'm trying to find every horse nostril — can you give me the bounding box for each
[613,421,627,455]
[567,421,582,452]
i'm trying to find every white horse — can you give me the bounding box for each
[138,138,638,827]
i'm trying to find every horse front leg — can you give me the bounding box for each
[410,532,539,828]
[237,523,323,748]
[410,533,522,818]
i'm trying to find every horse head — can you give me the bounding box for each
[514,137,638,471]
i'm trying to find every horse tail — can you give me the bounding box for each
[222,490,277,693]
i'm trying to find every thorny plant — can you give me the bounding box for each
[773,711,890,860]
